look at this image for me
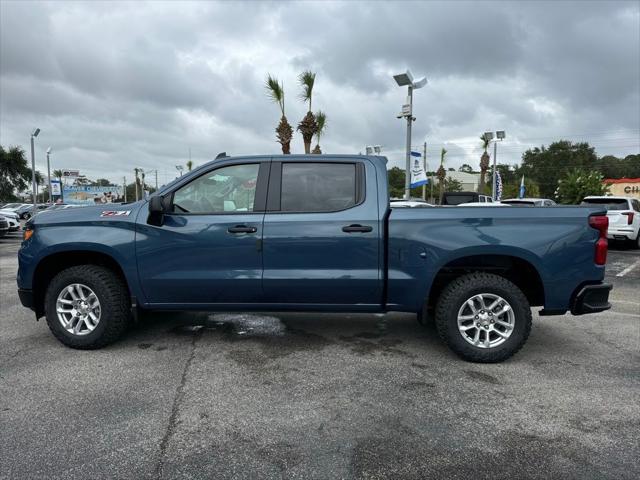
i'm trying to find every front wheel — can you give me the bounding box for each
[45,265,130,349]
[435,273,532,363]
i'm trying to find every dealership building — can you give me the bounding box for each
[603,178,640,200]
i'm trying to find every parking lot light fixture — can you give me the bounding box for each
[30,128,40,212]
[394,69,427,199]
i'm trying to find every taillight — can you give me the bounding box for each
[622,212,634,225]
[589,215,608,265]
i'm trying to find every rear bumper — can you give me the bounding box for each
[571,284,612,315]
[18,288,35,310]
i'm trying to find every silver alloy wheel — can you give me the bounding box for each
[56,283,101,336]
[457,293,515,349]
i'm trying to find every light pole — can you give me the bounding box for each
[484,130,506,200]
[46,147,52,203]
[394,70,427,199]
[30,128,40,213]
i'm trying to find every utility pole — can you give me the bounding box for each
[422,141,427,201]
[123,176,127,202]
[46,148,52,203]
[134,168,139,201]
[404,85,413,200]
[30,128,40,213]
[492,140,498,200]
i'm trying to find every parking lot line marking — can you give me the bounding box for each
[616,260,640,277]
[612,300,640,306]
[609,311,640,318]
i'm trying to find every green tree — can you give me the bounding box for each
[0,145,31,202]
[555,168,609,204]
[459,163,473,173]
[312,111,326,154]
[387,166,406,198]
[521,140,598,198]
[265,74,293,154]
[501,179,540,199]
[297,71,318,154]
[186,160,193,171]
[444,177,463,192]
[94,178,112,187]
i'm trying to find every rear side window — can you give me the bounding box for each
[280,163,358,212]
[632,200,640,212]
[580,198,629,211]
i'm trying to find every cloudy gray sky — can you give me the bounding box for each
[1,0,639,185]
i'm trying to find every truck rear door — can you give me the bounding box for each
[261,159,381,306]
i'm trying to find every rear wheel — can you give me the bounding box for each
[45,265,130,349]
[435,272,532,363]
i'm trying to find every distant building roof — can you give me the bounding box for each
[603,178,640,184]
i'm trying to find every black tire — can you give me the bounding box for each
[21,212,30,220]
[435,272,532,363]
[45,265,130,349]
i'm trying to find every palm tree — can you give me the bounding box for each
[265,74,293,154]
[479,135,490,194]
[186,160,193,171]
[297,71,318,154]
[437,148,447,204]
[311,111,326,154]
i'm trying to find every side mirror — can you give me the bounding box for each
[149,195,165,214]
[148,195,167,226]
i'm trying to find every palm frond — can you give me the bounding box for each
[265,74,285,115]
[315,110,327,140]
[298,70,316,110]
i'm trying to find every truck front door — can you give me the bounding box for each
[136,160,269,305]
[262,159,381,307]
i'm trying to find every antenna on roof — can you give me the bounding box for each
[215,152,228,160]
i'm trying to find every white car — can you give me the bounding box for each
[390,199,434,208]
[456,202,511,207]
[581,196,640,248]
[502,198,556,207]
[0,209,21,231]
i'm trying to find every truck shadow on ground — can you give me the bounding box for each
[128,310,447,359]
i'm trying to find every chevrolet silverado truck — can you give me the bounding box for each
[18,155,612,362]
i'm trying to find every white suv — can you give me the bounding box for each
[581,196,640,248]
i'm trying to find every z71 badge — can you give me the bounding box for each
[100,210,131,217]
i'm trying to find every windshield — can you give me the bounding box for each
[580,198,629,211]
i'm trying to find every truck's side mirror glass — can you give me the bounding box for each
[148,195,166,226]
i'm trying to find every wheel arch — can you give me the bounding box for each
[426,253,545,310]
[32,250,131,318]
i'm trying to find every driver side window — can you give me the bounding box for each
[172,164,259,214]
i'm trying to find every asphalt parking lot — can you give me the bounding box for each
[1,230,638,480]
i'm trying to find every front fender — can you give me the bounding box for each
[17,222,144,303]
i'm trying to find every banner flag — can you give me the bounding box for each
[410,151,428,188]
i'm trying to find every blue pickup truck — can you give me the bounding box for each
[18,155,612,362]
